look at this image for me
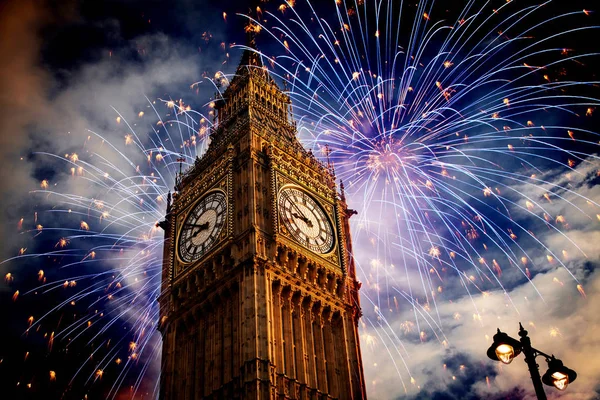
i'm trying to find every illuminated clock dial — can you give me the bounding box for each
[178,191,227,263]
[278,187,335,254]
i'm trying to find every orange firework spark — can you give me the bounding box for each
[80,221,89,231]
[577,284,586,298]
[55,238,69,248]
[549,327,562,337]
[245,23,261,34]
[13,290,19,301]
[428,246,441,258]
[5,273,13,283]
[492,259,502,277]
[553,277,564,286]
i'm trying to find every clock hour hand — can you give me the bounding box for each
[188,222,210,238]
[291,212,314,228]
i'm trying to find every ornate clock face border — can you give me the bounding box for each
[274,172,340,267]
[173,174,232,278]
[277,185,336,255]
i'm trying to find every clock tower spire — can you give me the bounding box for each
[158,24,366,400]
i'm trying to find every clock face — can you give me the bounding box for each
[178,191,227,263]
[278,187,335,254]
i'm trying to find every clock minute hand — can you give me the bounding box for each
[289,201,310,219]
[190,222,210,238]
[186,223,210,229]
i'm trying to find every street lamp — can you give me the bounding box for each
[486,323,577,400]
[486,329,521,364]
[541,357,577,391]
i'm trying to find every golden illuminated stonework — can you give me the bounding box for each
[157,40,366,400]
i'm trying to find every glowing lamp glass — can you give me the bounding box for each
[551,372,569,391]
[495,344,515,364]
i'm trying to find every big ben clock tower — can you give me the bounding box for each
[157,33,366,399]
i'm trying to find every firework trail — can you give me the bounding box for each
[240,0,600,392]
[1,96,218,397]
[1,0,599,397]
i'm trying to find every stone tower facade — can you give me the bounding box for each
[157,40,366,400]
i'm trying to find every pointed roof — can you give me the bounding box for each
[239,25,263,69]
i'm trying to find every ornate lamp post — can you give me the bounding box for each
[487,323,577,399]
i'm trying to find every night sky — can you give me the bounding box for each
[1,0,600,399]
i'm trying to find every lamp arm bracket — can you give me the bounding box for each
[531,347,552,360]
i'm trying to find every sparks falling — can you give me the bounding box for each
[1,0,599,398]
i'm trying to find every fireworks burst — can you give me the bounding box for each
[240,0,600,392]
[1,0,599,398]
[1,95,212,397]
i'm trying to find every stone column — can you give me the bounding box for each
[281,287,294,378]
[223,292,233,384]
[332,312,349,400]
[272,282,284,375]
[214,295,223,389]
[205,309,214,396]
[322,308,338,398]
[312,302,328,393]
[195,312,206,398]
[291,292,305,384]
[302,297,317,390]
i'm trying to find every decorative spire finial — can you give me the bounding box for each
[324,144,335,176]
